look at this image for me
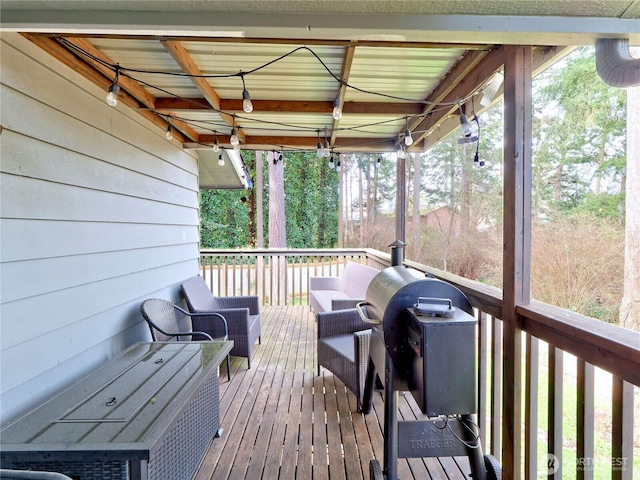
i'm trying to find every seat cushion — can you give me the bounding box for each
[319,334,354,363]
[310,290,351,314]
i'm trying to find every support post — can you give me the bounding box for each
[501,44,533,480]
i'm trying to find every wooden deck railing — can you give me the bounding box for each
[200,248,639,480]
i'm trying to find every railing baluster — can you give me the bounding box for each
[611,376,633,480]
[549,346,563,479]
[491,317,502,456]
[577,359,595,480]
[525,334,539,480]
[477,310,488,451]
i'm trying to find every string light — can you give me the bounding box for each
[230,116,240,146]
[332,98,342,120]
[218,153,225,166]
[316,130,323,157]
[376,157,381,169]
[336,160,341,172]
[165,125,173,140]
[105,67,120,107]
[240,74,253,113]
[329,155,335,169]
[404,117,413,146]
[323,129,331,157]
[212,133,220,152]
[62,39,483,153]
[396,138,406,159]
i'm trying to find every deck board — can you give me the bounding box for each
[196,305,476,480]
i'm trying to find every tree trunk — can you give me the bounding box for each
[359,163,364,244]
[268,151,287,304]
[620,50,640,332]
[338,153,345,247]
[255,151,265,301]
[256,151,264,248]
[412,152,421,260]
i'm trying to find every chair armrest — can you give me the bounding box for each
[354,329,372,356]
[317,308,373,338]
[176,305,229,339]
[216,295,260,315]
[331,298,365,310]
[206,308,251,336]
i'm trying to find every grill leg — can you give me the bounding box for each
[383,351,399,480]
[463,414,488,480]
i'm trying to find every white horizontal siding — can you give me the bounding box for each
[0,33,202,423]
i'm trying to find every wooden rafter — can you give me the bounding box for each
[330,44,356,145]
[160,39,245,144]
[20,33,189,143]
[409,47,504,147]
[152,98,422,116]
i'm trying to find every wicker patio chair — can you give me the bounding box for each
[140,298,231,381]
[317,308,373,412]
[181,276,261,369]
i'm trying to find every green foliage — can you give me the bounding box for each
[200,150,339,249]
[281,151,339,248]
[199,189,251,248]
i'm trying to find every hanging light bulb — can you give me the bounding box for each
[336,160,341,173]
[105,67,120,107]
[230,127,239,146]
[106,83,119,107]
[396,142,406,159]
[165,125,173,141]
[376,157,381,169]
[329,155,335,169]
[323,129,331,157]
[242,89,253,113]
[213,137,220,152]
[218,153,225,166]
[332,98,342,120]
[404,117,413,146]
[460,114,473,137]
[240,74,253,113]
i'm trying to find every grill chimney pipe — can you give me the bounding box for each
[389,240,405,267]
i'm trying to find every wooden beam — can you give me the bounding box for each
[61,37,157,109]
[331,44,356,144]
[160,39,238,134]
[161,39,245,143]
[21,34,190,143]
[409,47,504,147]
[153,97,422,115]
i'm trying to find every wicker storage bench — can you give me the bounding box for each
[1,341,232,480]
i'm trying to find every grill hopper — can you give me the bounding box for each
[363,266,475,414]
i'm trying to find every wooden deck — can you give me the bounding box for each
[195,305,473,480]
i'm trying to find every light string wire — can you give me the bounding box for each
[60,39,474,107]
[60,38,477,153]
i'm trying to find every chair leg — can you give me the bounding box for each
[259,336,262,344]
[247,356,251,369]
[226,355,231,381]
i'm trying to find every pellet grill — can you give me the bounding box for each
[357,265,500,480]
